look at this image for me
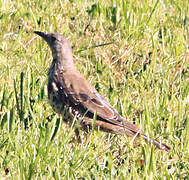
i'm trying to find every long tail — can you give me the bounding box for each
[122,119,171,151]
[141,134,170,151]
[81,117,171,151]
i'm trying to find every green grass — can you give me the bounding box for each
[0,0,189,179]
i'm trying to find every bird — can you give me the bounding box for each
[34,31,170,151]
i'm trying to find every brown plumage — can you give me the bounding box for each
[34,31,170,151]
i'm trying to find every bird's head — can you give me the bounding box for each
[34,31,73,63]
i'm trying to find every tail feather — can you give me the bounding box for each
[121,118,171,151]
[82,117,171,151]
[142,134,170,151]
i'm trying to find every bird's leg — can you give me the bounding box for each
[74,128,81,143]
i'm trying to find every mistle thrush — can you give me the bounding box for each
[34,31,170,151]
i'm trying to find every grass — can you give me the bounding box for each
[0,0,189,179]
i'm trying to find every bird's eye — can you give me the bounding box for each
[51,36,56,42]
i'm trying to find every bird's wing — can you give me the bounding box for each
[60,70,125,127]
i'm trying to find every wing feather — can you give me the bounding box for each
[61,70,124,126]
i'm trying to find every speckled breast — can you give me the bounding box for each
[48,81,65,114]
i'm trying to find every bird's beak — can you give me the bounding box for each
[34,31,50,43]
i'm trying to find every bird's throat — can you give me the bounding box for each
[52,54,74,71]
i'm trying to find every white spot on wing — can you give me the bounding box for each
[52,82,58,91]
